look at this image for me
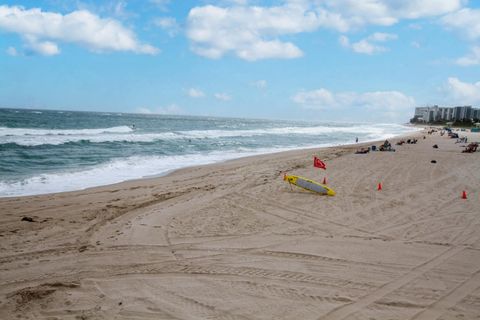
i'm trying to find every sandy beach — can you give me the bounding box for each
[1,129,479,320]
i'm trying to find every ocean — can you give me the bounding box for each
[0,108,418,197]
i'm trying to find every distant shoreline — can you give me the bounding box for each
[411,123,479,129]
[0,129,421,199]
[1,108,420,198]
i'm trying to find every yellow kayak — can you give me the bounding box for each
[284,174,336,196]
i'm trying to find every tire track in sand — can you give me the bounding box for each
[124,264,376,292]
[412,268,480,320]
[233,193,373,236]
[318,245,465,320]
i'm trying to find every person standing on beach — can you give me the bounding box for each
[356,137,358,143]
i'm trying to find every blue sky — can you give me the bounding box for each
[0,0,479,123]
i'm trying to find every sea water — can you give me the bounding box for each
[0,108,418,197]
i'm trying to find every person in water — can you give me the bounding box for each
[355,137,358,143]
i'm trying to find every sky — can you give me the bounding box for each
[0,0,479,123]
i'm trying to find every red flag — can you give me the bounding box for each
[313,156,326,170]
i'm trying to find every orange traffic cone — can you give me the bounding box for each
[461,190,467,199]
[322,177,327,185]
[377,183,382,191]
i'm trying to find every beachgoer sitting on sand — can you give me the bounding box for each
[406,138,417,144]
[462,143,478,153]
[355,147,370,154]
[379,140,395,151]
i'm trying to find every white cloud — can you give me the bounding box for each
[292,87,415,120]
[456,46,480,66]
[340,32,397,55]
[352,39,386,54]
[24,35,60,56]
[445,77,480,104]
[186,0,461,60]
[321,0,463,30]
[0,5,159,55]
[154,17,180,37]
[136,104,185,115]
[187,88,205,98]
[214,93,232,101]
[107,0,131,19]
[441,9,480,68]
[186,3,311,60]
[293,88,337,108]
[6,46,18,56]
[251,80,267,89]
[235,40,302,61]
[442,8,480,41]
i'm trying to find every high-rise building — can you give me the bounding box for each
[412,105,479,123]
[446,108,454,121]
[453,106,472,121]
[473,109,480,120]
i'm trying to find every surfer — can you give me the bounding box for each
[355,137,358,143]
[131,124,136,130]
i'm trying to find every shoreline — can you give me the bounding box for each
[1,128,422,199]
[1,128,479,319]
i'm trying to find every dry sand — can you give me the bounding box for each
[1,129,480,320]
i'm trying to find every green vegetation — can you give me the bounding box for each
[410,117,479,128]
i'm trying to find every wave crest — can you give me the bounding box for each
[0,124,416,146]
[0,126,133,137]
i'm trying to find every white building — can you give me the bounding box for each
[413,105,479,123]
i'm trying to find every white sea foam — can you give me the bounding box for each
[0,126,134,145]
[0,124,416,146]
[0,125,133,137]
[0,124,420,197]
[0,146,311,197]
